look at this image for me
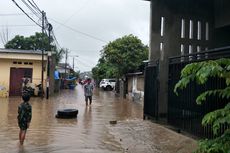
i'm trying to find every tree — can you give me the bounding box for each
[5,32,51,50]
[92,34,148,80]
[4,32,64,65]
[174,58,230,153]
[55,48,65,64]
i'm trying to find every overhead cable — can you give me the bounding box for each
[27,0,42,13]
[21,0,41,18]
[49,18,108,43]
[56,0,91,30]
[11,0,62,50]
[0,24,37,27]
[30,0,42,13]
[11,0,42,27]
[0,13,32,16]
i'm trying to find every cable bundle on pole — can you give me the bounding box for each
[11,0,62,99]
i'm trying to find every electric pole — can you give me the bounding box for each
[73,57,74,71]
[64,49,68,78]
[72,55,78,71]
[46,23,53,99]
[41,10,45,98]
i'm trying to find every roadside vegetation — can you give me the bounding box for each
[92,34,148,81]
[174,58,230,153]
[4,32,65,64]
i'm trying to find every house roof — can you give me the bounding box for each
[0,48,47,55]
[0,48,48,61]
[126,72,143,76]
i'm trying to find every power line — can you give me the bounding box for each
[30,0,42,13]
[11,0,62,51]
[69,49,100,51]
[0,13,32,16]
[49,18,108,43]
[41,14,62,49]
[27,0,42,13]
[11,0,42,27]
[56,0,91,30]
[21,0,41,18]
[0,24,37,27]
[51,30,61,49]
[75,57,95,68]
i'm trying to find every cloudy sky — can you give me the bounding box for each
[0,0,150,72]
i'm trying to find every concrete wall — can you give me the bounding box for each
[127,75,145,102]
[127,75,144,92]
[0,54,47,97]
[214,0,230,28]
[213,0,230,48]
[0,59,11,97]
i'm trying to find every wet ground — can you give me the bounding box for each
[0,85,197,153]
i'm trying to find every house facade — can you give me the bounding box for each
[0,49,48,97]
[144,0,230,137]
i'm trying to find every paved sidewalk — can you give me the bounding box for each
[108,119,197,153]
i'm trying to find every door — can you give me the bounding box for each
[9,68,33,96]
[143,65,159,119]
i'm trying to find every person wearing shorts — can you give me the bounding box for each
[17,92,32,145]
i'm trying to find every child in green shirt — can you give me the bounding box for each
[17,92,32,145]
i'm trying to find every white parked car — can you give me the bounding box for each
[99,79,116,91]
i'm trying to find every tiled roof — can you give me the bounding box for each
[0,48,47,55]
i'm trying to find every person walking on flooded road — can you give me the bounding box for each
[84,78,94,105]
[17,92,32,145]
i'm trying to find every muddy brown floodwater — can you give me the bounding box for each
[0,85,197,153]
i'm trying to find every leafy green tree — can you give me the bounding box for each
[5,32,64,65]
[174,58,230,153]
[92,34,148,80]
[55,48,65,64]
[5,32,50,50]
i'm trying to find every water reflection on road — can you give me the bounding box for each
[0,85,143,153]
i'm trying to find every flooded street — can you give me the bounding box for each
[0,85,196,153]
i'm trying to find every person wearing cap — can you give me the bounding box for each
[84,78,94,105]
[17,92,32,145]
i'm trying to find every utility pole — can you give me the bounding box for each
[72,55,78,71]
[64,49,68,78]
[41,10,45,98]
[46,23,53,99]
[73,57,74,71]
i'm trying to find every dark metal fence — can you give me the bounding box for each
[144,61,159,120]
[168,46,230,138]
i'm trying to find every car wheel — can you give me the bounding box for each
[106,85,112,91]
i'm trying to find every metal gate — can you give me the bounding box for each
[9,68,32,96]
[144,62,159,120]
[168,47,230,138]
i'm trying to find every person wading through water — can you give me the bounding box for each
[84,78,94,106]
[17,91,32,145]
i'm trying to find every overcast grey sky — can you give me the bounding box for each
[0,0,150,72]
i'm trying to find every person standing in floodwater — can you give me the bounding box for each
[84,78,94,105]
[17,92,32,145]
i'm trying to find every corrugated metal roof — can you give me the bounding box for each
[0,48,47,55]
